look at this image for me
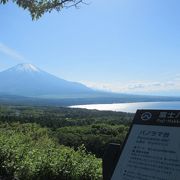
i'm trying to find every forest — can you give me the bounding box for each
[0,105,134,179]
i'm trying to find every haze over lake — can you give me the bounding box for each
[70,101,180,113]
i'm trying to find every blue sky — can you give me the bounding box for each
[0,0,180,96]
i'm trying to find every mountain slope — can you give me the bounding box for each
[1,64,180,105]
[0,64,94,97]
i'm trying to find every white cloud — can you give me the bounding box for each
[0,42,26,62]
[81,78,180,95]
[174,74,180,81]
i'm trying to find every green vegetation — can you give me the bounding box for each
[0,0,84,20]
[0,123,101,179]
[0,105,133,179]
[0,106,132,128]
[56,124,129,158]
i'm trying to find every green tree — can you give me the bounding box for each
[0,0,86,19]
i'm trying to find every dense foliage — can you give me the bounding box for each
[0,0,84,20]
[0,122,102,180]
[0,106,132,128]
[56,124,129,157]
[0,105,133,179]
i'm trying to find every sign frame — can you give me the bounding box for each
[111,109,180,180]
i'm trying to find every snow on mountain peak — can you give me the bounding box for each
[9,63,41,73]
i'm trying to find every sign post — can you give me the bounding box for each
[111,110,180,180]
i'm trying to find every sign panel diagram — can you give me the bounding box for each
[112,110,180,180]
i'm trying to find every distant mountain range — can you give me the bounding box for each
[0,63,180,106]
[0,63,94,97]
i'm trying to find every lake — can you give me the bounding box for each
[70,101,180,113]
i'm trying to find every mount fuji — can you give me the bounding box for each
[0,63,94,97]
[1,63,180,106]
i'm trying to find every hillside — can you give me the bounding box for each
[1,64,180,106]
[0,63,94,97]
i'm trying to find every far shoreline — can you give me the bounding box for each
[69,101,180,113]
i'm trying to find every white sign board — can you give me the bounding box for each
[112,110,180,180]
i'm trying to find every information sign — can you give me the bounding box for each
[112,110,180,180]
